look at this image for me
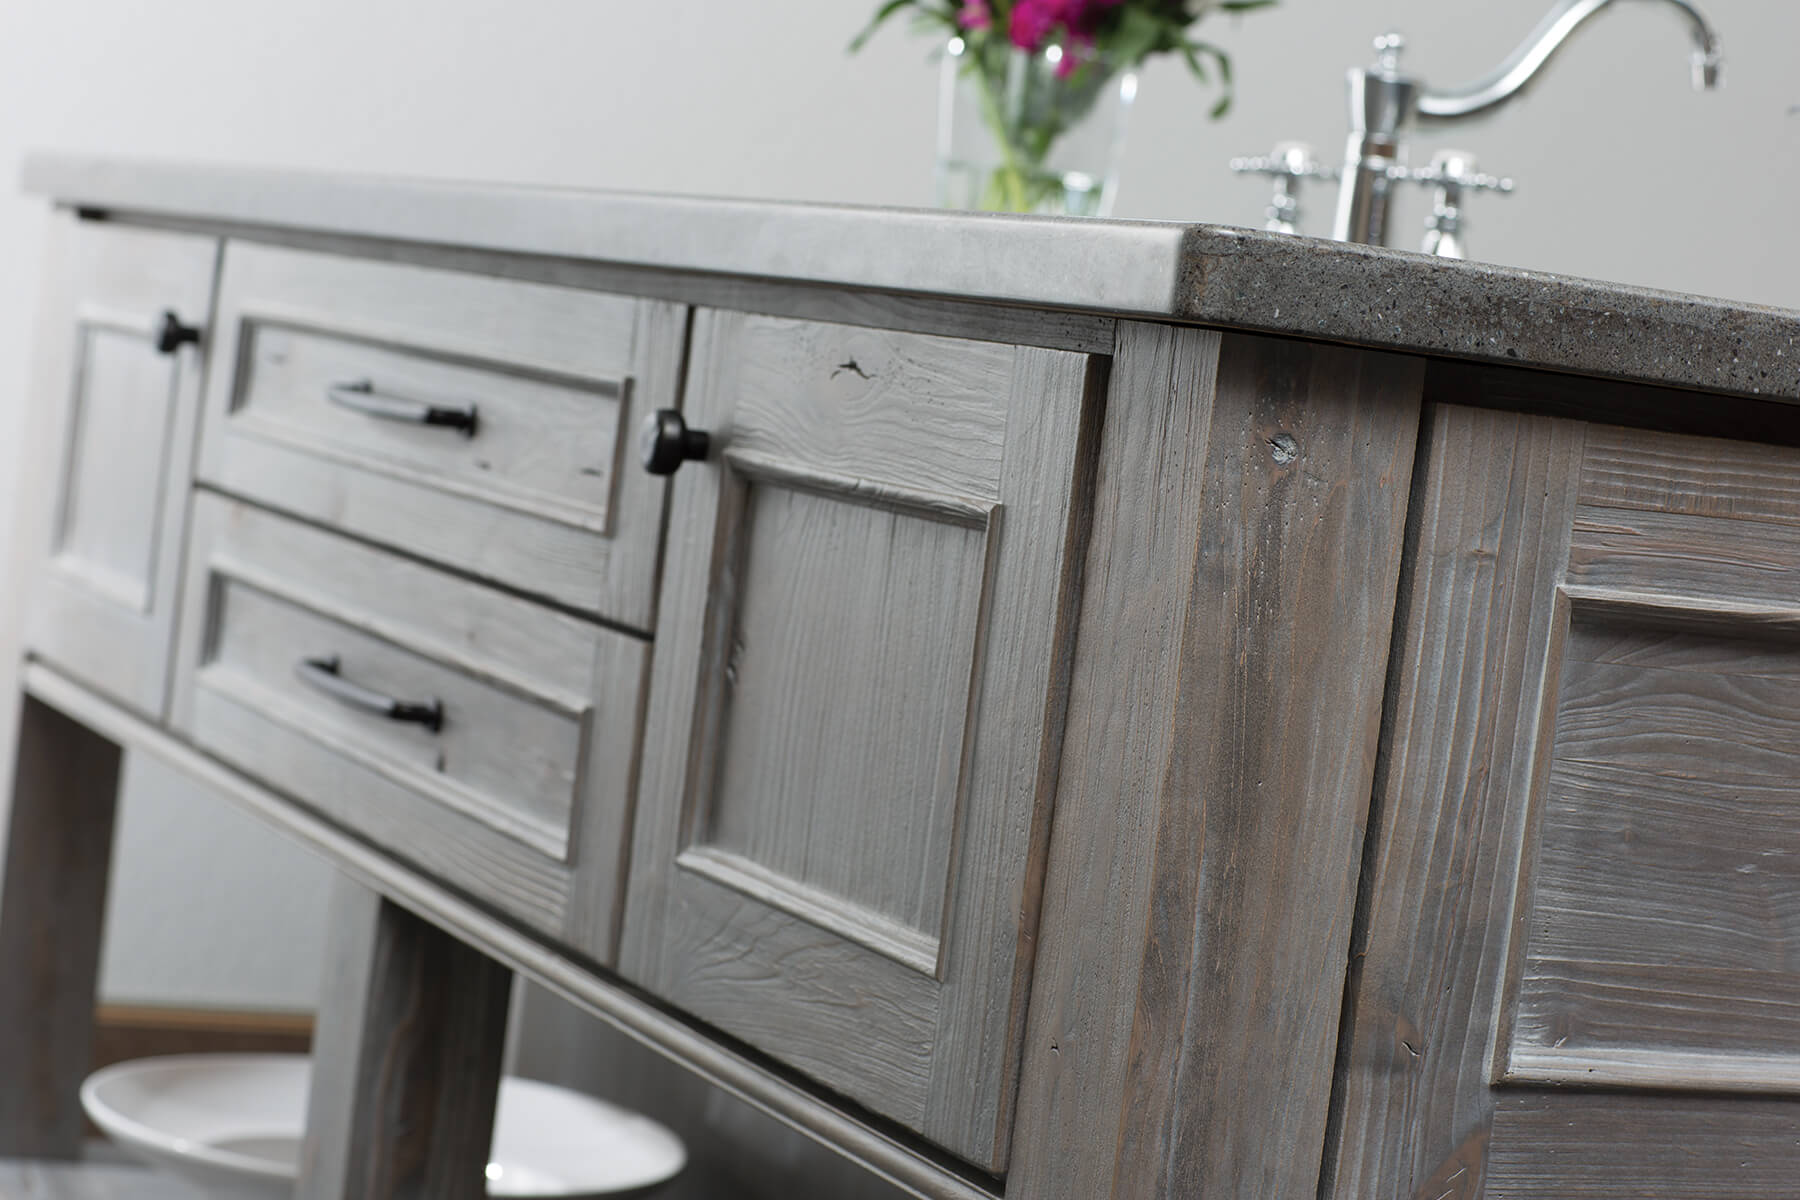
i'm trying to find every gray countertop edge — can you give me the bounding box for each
[24,151,1800,403]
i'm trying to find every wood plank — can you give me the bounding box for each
[0,696,122,1157]
[1109,333,1423,1198]
[1006,321,1222,1200]
[299,875,511,1200]
[1323,407,1587,1200]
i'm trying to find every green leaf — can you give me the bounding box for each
[1110,7,1167,67]
[849,0,919,53]
[1179,41,1208,82]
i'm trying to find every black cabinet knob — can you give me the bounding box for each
[638,408,711,475]
[154,310,202,355]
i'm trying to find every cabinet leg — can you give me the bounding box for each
[300,874,512,1200]
[0,695,122,1157]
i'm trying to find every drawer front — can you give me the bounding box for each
[23,218,218,718]
[621,311,1104,1170]
[174,493,647,947]
[197,244,683,630]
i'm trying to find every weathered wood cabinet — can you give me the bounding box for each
[6,155,1800,1198]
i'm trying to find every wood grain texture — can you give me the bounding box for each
[1567,503,1800,607]
[1487,1092,1800,1199]
[23,218,217,720]
[715,312,1014,503]
[1102,333,1422,1199]
[1580,421,1800,523]
[25,663,994,1200]
[703,483,988,948]
[1323,407,1587,1200]
[300,875,511,1200]
[0,696,122,1157]
[622,311,1101,1170]
[1006,321,1222,1200]
[195,242,678,629]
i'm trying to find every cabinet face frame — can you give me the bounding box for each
[621,309,1103,1171]
[22,217,219,719]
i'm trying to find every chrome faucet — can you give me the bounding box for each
[1331,0,1724,246]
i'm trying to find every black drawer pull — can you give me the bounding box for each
[327,379,479,437]
[295,655,444,733]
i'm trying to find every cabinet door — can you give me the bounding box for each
[1331,406,1800,1198]
[621,311,1101,1171]
[23,219,217,717]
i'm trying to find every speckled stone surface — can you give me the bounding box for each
[26,151,1800,403]
[1173,225,1800,402]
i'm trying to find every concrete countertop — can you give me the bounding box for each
[24,151,1800,403]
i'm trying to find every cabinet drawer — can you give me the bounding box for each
[196,244,683,630]
[173,493,647,947]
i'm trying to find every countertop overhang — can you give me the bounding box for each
[25,151,1800,403]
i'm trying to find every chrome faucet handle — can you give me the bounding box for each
[1392,149,1514,260]
[1230,142,1337,234]
[1393,152,1514,195]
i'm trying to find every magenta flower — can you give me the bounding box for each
[1008,0,1066,50]
[1009,0,1129,56]
[958,0,991,30]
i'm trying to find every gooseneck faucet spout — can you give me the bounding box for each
[1330,0,1723,246]
[1416,0,1723,120]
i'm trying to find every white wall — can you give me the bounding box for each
[0,0,1791,1008]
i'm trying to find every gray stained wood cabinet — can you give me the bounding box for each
[6,169,1800,1199]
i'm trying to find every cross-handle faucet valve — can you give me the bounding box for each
[1230,142,1337,234]
[1392,150,1515,259]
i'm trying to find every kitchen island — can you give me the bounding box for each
[4,153,1798,1199]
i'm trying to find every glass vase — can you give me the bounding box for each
[935,36,1137,217]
